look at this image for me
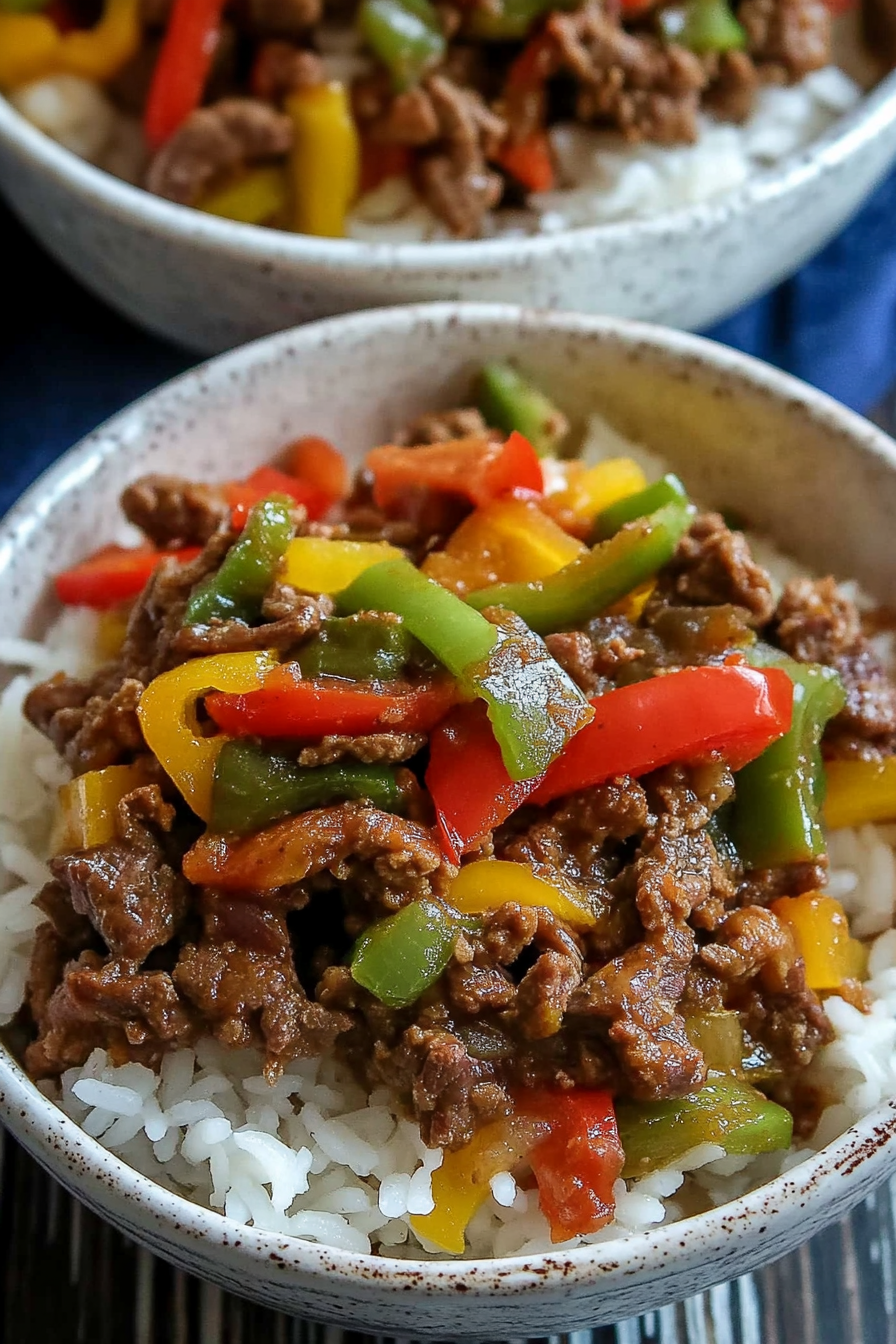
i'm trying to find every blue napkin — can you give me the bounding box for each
[3,163,896,520]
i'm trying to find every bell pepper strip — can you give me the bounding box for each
[477,364,568,457]
[54,761,155,852]
[679,0,746,51]
[495,131,555,193]
[55,545,201,609]
[542,456,648,536]
[522,1090,623,1241]
[771,893,866,991]
[336,558,593,780]
[0,0,138,89]
[0,14,58,88]
[531,663,794,806]
[285,82,360,238]
[422,498,584,596]
[426,703,539,861]
[206,664,460,738]
[366,432,543,513]
[823,756,896,830]
[465,0,558,37]
[137,650,277,822]
[358,0,445,91]
[359,140,413,193]
[0,0,52,12]
[95,605,131,661]
[298,615,420,681]
[143,0,225,150]
[730,651,847,869]
[350,897,467,1008]
[410,1113,550,1253]
[225,466,331,528]
[211,740,406,835]
[466,501,693,635]
[448,859,596,932]
[183,804,440,890]
[197,166,287,225]
[287,436,351,502]
[616,1077,793,1179]
[683,1010,745,1078]
[282,538,404,595]
[184,495,295,628]
[595,473,690,539]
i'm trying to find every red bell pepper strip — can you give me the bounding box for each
[205,663,461,738]
[426,703,540,862]
[286,436,351,503]
[497,131,555,193]
[143,0,227,150]
[366,431,543,512]
[522,1090,624,1241]
[531,664,794,806]
[54,545,201,610]
[359,141,413,194]
[225,466,332,529]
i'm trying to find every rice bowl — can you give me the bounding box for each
[0,304,895,1336]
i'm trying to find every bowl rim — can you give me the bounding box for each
[3,301,896,1299]
[1,65,896,273]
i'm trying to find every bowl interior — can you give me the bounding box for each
[2,303,896,1331]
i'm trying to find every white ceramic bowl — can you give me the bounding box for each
[2,303,896,1337]
[3,70,896,354]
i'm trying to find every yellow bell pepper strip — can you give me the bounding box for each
[136,650,277,822]
[337,557,593,781]
[198,166,288,225]
[823,756,896,830]
[184,495,295,627]
[95,605,131,661]
[476,363,569,457]
[543,456,648,534]
[465,500,694,635]
[448,859,597,932]
[410,1113,549,1253]
[684,1011,745,1077]
[0,0,140,90]
[616,1077,793,1178]
[771,893,867,991]
[182,804,440,889]
[282,538,404,595]
[422,498,584,596]
[285,82,360,238]
[350,897,468,1007]
[54,761,155,851]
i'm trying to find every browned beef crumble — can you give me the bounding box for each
[146,97,294,206]
[120,474,230,550]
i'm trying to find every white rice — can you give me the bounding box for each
[1,479,894,1258]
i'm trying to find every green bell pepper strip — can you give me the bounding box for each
[730,646,846,869]
[184,494,295,627]
[477,363,568,456]
[678,0,746,52]
[299,615,421,681]
[465,0,576,37]
[616,1077,793,1178]
[358,0,445,91]
[350,898,465,1007]
[594,473,690,539]
[337,558,593,780]
[211,740,407,834]
[466,501,694,635]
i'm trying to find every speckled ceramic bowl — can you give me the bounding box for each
[2,304,896,1337]
[3,65,896,353]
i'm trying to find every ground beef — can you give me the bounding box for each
[146,98,293,206]
[25,674,145,776]
[739,0,831,79]
[298,733,426,766]
[396,406,491,446]
[737,859,828,905]
[120,475,230,550]
[245,0,322,35]
[249,41,325,101]
[703,49,761,121]
[49,786,190,964]
[774,577,896,756]
[170,588,330,659]
[862,0,896,67]
[547,2,708,143]
[658,512,776,624]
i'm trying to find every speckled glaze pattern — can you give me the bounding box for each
[2,76,896,354]
[2,304,896,1337]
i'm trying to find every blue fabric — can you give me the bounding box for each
[3,164,896,520]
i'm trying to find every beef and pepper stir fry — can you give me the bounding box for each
[16,367,896,1250]
[0,0,892,238]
